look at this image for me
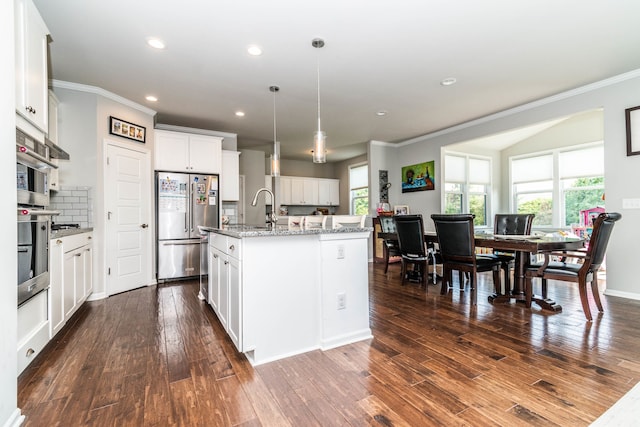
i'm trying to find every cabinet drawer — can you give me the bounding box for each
[61,232,92,252]
[226,237,241,259]
[210,233,228,253]
[17,289,49,373]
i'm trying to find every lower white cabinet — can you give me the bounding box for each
[208,235,242,351]
[17,290,49,374]
[50,232,93,339]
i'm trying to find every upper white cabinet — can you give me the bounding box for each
[155,129,222,174]
[221,150,240,201]
[277,176,339,206]
[15,0,50,133]
[290,177,318,205]
[318,179,340,206]
[48,91,60,190]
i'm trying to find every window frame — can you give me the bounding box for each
[349,162,369,216]
[509,142,604,228]
[443,152,492,227]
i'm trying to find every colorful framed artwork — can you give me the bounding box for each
[401,160,435,193]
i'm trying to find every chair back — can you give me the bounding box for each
[379,216,396,233]
[331,215,366,229]
[584,212,622,270]
[494,213,535,235]
[287,216,302,227]
[431,214,476,263]
[303,215,327,229]
[393,215,427,258]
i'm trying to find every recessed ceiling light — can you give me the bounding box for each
[145,95,158,102]
[376,110,388,116]
[440,77,457,86]
[235,111,245,117]
[147,38,166,49]
[247,45,262,56]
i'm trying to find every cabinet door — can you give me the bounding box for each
[227,257,242,351]
[83,245,93,298]
[278,177,292,205]
[49,238,65,338]
[221,150,240,201]
[15,0,49,132]
[218,255,230,329]
[155,130,189,171]
[317,179,339,206]
[63,250,77,318]
[290,178,305,204]
[208,248,222,315]
[74,249,85,306]
[189,135,222,174]
[303,178,319,205]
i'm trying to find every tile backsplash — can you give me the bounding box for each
[50,186,94,228]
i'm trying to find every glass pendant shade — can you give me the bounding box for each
[312,131,326,163]
[271,141,280,176]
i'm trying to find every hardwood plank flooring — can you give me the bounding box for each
[18,264,640,426]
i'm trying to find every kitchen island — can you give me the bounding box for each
[201,224,373,366]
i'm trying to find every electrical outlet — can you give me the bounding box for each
[337,244,345,259]
[337,292,346,310]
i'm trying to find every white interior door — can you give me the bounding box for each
[105,142,152,295]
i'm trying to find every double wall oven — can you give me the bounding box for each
[17,128,59,307]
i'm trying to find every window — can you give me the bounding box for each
[511,144,604,228]
[349,163,368,215]
[444,154,491,226]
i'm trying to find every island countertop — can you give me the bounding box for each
[199,224,373,239]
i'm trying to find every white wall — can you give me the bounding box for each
[239,149,267,225]
[1,0,20,424]
[372,70,640,298]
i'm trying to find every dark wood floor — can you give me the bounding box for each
[18,263,640,426]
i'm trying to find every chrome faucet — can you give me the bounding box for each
[250,187,277,227]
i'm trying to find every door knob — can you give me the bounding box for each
[141,224,149,228]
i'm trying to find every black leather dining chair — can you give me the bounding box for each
[524,212,621,321]
[393,214,430,288]
[431,214,502,300]
[481,213,535,294]
[379,216,401,273]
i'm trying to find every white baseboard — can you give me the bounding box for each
[2,408,24,427]
[603,289,640,301]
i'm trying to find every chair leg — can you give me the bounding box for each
[492,268,501,296]
[591,274,604,313]
[383,246,390,274]
[421,261,427,290]
[458,271,464,289]
[578,280,593,321]
[441,267,450,294]
[502,263,510,295]
[541,279,548,299]
[400,260,407,286]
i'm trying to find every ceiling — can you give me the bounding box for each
[33,0,640,162]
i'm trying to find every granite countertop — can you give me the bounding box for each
[50,227,94,239]
[199,225,373,238]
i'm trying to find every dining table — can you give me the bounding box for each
[379,230,585,312]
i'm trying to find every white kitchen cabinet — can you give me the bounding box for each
[155,129,222,174]
[208,235,242,351]
[17,290,49,374]
[278,176,292,205]
[318,179,340,206]
[290,177,318,205]
[15,0,50,133]
[51,232,93,337]
[221,150,240,201]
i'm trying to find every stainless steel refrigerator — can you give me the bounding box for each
[156,172,219,281]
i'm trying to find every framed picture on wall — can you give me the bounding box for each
[109,116,146,143]
[401,160,435,193]
[626,106,640,156]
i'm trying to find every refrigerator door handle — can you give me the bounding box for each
[191,182,195,233]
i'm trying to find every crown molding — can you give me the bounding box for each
[51,80,156,116]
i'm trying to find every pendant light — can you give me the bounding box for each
[312,38,326,163]
[269,85,281,177]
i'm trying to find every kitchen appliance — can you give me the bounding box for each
[156,172,219,281]
[17,208,59,306]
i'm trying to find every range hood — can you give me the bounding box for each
[45,137,70,160]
